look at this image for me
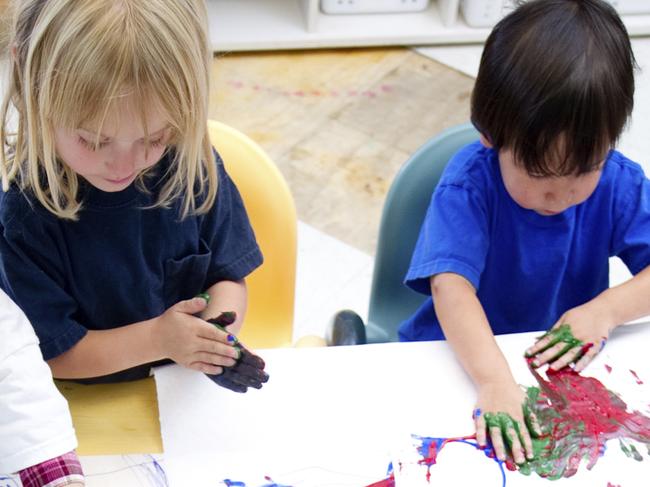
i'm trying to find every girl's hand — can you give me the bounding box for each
[475,380,541,464]
[153,297,240,374]
[525,303,615,372]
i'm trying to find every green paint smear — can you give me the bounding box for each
[620,440,643,461]
[545,324,583,353]
[526,324,582,360]
[484,412,522,451]
[514,367,650,480]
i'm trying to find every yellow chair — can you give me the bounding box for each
[58,121,297,455]
[207,120,297,349]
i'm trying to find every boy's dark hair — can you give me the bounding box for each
[471,0,636,176]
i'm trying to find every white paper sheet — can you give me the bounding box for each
[154,326,650,486]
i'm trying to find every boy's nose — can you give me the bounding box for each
[545,190,574,205]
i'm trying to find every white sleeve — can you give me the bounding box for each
[0,291,78,474]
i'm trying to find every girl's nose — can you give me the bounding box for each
[107,147,137,177]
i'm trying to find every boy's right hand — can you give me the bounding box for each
[474,379,542,464]
[153,297,240,374]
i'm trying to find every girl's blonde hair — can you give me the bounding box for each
[0,0,217,219]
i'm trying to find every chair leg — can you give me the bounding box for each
[326,309,367,346]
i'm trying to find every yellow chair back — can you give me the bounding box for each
[207,120,296,349]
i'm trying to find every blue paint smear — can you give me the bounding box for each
[0,476,19,487]
[148,455,169,487]
[222,480,292,487]
[413,435,507,487]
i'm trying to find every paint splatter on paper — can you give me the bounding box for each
[384,365,649,485]
[222,479,292,487]
[521,366,650,479]
[629,369,644,385]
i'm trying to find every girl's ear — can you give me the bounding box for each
[479,133,493,148]
[10,43,16,61]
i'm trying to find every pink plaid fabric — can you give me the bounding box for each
[19,451,84,487]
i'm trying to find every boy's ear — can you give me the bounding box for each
[479,133,493,148]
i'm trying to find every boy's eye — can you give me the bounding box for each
[77,136,108,151]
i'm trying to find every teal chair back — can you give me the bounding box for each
[365,123,480,343]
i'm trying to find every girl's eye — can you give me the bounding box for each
[148,137,164,148]
[78,136,108,151]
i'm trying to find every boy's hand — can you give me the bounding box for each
[475,379,541,464]
[525,303,614,372]
[153,298,240,374]
[204,312,270,393]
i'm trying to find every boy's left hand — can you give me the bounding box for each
[525,303,615,372]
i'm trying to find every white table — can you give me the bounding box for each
[128,323,650,487]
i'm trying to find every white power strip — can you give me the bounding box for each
[320,0,430,15]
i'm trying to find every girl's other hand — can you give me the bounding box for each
[153,297,240,374]
[474,380,541,464]
[525,303,614,372]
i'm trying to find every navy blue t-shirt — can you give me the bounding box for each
[0,150,262,382]
[400,141,650,341]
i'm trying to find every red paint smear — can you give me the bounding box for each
[364,474,394,487]
[529,366,650,477]
[607,483,621,487]
[417,435,475,480]
[629,369,644,385]
[604,364,612,374]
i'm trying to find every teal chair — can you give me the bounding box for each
[327,123,480,345]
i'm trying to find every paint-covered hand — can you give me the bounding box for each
[475,380,542,465]
[525,303,614,372]
[204,312,270,393]
[153,297,239,375]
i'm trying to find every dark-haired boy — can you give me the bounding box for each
[400,0,650,464]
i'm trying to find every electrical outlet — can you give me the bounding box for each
[320,0,430,15]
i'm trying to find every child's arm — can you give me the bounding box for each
[432,272,539,464]
[48,297,240,379]
[527,264,650,371]
[0,292,83,481]
[199,279,248,336]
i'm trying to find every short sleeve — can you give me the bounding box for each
[199,151,263,287]
[405,183,490,295]
[0,194,87,360]
[612,175,650,274]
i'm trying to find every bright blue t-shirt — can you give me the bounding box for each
[399,141,650,342]
[0,150,262,382]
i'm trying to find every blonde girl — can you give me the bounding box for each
[0,0,262,383]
